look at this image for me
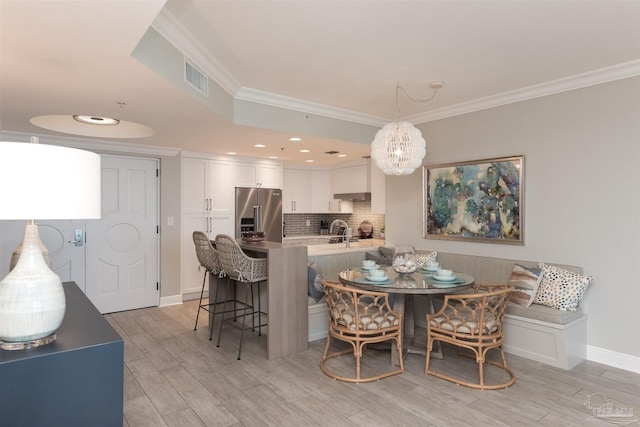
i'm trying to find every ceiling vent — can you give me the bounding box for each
[184,58,209,97]
[325,151,339,155]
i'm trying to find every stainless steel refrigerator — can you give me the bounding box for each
[235,187,283,242]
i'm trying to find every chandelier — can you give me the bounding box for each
[371,82,443,175]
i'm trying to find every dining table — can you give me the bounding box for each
[339,266,475,366]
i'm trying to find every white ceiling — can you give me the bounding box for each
[1,0,639,166]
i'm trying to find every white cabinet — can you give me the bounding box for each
[182,157,235,215]
[331,160,385,214]
[369,161,386,214]
[236,162,283,189]
[181,156,235,295]
[311,170,333,213]
[283,168,312,213]
[329,199,353,214]
[332,162,369,194]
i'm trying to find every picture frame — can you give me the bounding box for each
[423,155,524,245]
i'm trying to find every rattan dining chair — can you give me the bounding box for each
[320,279,404,383]
[214,234,268,360]
[425,283,516,389]
[192,231,224,332]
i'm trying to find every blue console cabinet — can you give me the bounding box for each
[0,282,124,427]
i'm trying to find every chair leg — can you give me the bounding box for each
[250,283,256,332]
[208,273,223,341]
[216,277,233,346]
[257,282,262,336]
[194,270,207,331]
[237,282,252,360]
[425,335,433,374]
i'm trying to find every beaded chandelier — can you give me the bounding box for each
[371,82,443,175]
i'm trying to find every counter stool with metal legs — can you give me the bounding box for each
[192,231,226,332]
[214,234,268,360]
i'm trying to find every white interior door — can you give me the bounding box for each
[85,155,159,313]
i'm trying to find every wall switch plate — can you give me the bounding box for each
[306,220,310,226]
[167,216,174,226]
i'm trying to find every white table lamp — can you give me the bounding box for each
[0,139,101,350]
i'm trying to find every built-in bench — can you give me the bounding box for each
[307,249,588,370]
[432,252,587,370]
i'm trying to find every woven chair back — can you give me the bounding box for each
[192,231,221,274]
[214,234,268,283]
[431,284,513,340]
[322,280,401,336]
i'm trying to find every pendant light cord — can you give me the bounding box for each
[395,81,443,121]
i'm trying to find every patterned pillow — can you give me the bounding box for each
[508,264,543,307]
[307,262,325,303]
[534,262,593,311]
[413,251,437,268]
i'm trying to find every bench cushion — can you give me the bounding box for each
[506,301,584,324]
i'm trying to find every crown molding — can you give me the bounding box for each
[151,8,241,96]
[234,87,387,127]
[408,59,640,124]
[0,131,181,157]
[151,7,640,129]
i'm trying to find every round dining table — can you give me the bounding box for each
[339,267,475,366]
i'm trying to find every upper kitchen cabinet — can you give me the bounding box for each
[332,159,385,214]
[283,168,312,213]
[310,169,333,213]
[182,157,235,214]
[236,161,283,189]
[332,160,369,194]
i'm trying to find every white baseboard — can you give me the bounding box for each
[587,345,640,374]
[160,294,183,307]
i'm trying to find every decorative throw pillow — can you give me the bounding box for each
[307,262,325,303]
[413,251,437,268]
[534,262,593,311]
[508,264,543,307]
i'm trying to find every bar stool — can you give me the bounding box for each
[192,231,224,331]
[214,234,268,360]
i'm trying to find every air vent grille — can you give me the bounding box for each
[184,58,209,97]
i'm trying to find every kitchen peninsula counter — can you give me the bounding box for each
[237,240,308,359]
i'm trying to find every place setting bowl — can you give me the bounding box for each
[421,261,440,274]
[431,269,457,282]
[358,268,392,284]
[360,260,380,271]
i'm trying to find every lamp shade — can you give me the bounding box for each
[0,141,101,219]
[371,121,426,176]
[0,141,101,349]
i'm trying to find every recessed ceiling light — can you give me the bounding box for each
[227,151,237,155]
[254,144,266,148]
[305,160,314,163]
[299,149,310,153]
[30,115,154,138]
[337,154,347,158]
[289,137,302,142]
[268,156,278,159]
[73,115,120,126]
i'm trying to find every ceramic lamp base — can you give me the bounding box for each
[0,332,57,351]
[0,222,65,349]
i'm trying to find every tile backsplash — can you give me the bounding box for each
[283,200,385,238]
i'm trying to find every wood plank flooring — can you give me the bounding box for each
[106,300,640,427]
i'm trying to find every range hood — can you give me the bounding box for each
[333,192,371,201]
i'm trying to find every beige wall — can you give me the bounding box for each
[158,154,182,298]
[385,76,640,360]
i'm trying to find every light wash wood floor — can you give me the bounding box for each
[106,300,640,427]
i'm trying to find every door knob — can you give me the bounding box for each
[68,228,84,246]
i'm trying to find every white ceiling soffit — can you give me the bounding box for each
[151,8,387,128]
[152,6,640,127]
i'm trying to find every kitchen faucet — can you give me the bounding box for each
[330,219,350,248]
